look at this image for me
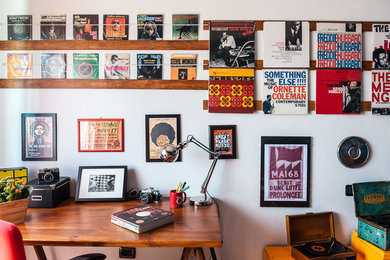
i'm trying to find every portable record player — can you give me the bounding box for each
[286,212,356,260]
[352,181,390,250]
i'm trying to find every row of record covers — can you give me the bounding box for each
[6,14,199,41]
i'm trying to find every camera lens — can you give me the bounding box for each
[141,193,152,204]
[43,172,54,183]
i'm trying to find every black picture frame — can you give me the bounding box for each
[260,136,311,207]
[145,114,181,162]
[75,166,127,202]
[209,125,237,159]
[21,113,57,161]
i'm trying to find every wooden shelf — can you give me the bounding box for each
[0,79,208,90]
[203,100,372,112]
[0,40,209,51]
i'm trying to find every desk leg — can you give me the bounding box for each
[33,246,47,260]
[196,248,205,260]
[181,248,191,260]
[210,248,217,260]
[181,248,208,260]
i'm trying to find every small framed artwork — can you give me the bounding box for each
[145,114,181,162]
[75,166,127,202]
[260,136,311,207]
[209,125,237,159]
[78,118,124,152]
[21,113,57,161]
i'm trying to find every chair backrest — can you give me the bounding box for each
[0,220,27,260]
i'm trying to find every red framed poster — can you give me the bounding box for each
[78,119,124,152]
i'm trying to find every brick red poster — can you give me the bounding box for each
[261,136,311,207]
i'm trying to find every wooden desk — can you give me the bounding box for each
[17,198,222,260]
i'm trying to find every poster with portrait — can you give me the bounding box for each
[145,114,181,162]
[40,14,66,40]
[73,14,99,40]
[209,125,236,159]
[261,136,311,207]
[21,113,57,161]
[78,119,124,152]
[103,14,129,40]
[263,21,310,68]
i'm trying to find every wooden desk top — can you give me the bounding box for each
[17,198,222,248]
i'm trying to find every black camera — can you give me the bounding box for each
[38,168,60,184]
[140,187,161,204]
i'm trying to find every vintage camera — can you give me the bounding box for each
[140,187,161,204]
[38,168,60,184]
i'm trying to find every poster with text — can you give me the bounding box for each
[261,136,311,207]
[372,24,390,69]
[263,21,310,68]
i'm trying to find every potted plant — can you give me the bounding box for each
[0,176,32,224]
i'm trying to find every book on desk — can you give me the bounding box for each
[111,204,174,233]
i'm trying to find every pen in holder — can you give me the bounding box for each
[169,189,187,208]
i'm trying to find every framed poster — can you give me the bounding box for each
[78,119,124,152]
[260,136,311,207]
[75,166,127,202]
[209,125,237,159]
[145,114,181,162]
[21,113,57,161]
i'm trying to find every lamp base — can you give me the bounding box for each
[189,196,212,206]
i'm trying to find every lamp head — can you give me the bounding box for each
[160,143,180,162]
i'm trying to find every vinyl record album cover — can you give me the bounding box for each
[372,24,390,69]
[73,14,99,40]
[41,53,66,79]
[7,53,32,78]
[316,69,361,114]
[103,14,129,40]
[104,53,130,79]
[209,21,255,68]
[73,53,99,79]
[263,21,310,68]
[262,69,308,114]
[172,14,198,40]
[170,54,197,80]
[137,14,163,40]
[40,15,66,40]
[208,68,255,113]
[137,54,162,79]
[7,15,32,40]
[316,22,362,69]
[372,70,390,114]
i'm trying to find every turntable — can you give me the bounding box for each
[286,212,356,259]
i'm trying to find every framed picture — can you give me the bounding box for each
[145,114,181,162]
[21,113,57,161]
[75,166,127,202]
[78,119,124,152]
[209,125,237,159]
[260,136,311,207]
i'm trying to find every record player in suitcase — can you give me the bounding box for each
[352,181,390,250]
[286,212,356,260]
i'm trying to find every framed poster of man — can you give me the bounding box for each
[21,113,57,161]
[260,136,311,207]
[209,125,237,159]
[145,114,181,162]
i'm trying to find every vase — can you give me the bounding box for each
[0,197,29,225]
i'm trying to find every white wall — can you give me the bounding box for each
[1,0,390,259]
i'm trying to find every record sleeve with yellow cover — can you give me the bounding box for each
[170,55,196,80]
[7,53,32,78]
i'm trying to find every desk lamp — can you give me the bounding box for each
[160,135,220,206]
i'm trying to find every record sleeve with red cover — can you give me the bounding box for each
[316,69,361,114]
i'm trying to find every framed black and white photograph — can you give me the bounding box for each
[21,113,57,161]
[145,114,181,162]
[75,166,127,202]
[209,125,237,159]
[260,136,311,207]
